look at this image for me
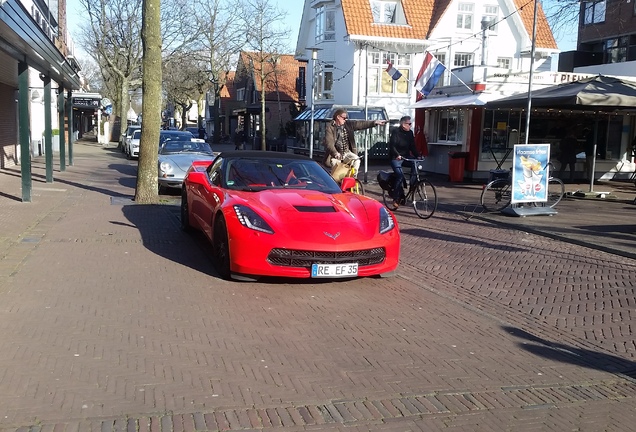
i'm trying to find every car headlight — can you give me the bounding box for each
[159,161,173,174]
[379,207,395,234]
[233,205,274,234]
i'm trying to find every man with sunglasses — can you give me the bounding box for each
[323,109,386,174]
[389,116,421,210]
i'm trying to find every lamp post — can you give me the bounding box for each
[523,0,539,145]
[308,48,319,160]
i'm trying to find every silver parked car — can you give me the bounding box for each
[158,139,216,193]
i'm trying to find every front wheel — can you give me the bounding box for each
[347,179,365,195]
[546,177,565,208]
[213,217,232,280]
[481,179,512,212]
[412,181,438,219]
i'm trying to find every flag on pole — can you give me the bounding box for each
[385,62,402,81]
[415,52,446,96]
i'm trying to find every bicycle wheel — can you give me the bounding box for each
[481,179,512,212]
[382,189,393,209]
[346,179,365,195]
[546,177,565,208]
[411,181,438,219]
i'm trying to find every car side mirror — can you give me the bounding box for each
[340,177,356,191]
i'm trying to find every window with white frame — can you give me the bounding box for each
[370,0,402,24]
[454,53,474,67]
[497,57,511,69]
[457,3,474,30]
[315,6,336,43]
[236,88,245,101]
[436,110,464,143]
[367,51,411,94]
[583,1,606,25]
[317,66,334,100]
[483,5,498,32]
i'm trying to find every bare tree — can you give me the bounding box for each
[240,0,289,150]
[77,0,144,136]
[163,52,210,129]
[135,0,163,204]
[542,0,581,43]
[191,0,245,143]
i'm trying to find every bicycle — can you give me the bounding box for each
[480,162,565,213]
[332,154,365,195]
[377,158,438,219]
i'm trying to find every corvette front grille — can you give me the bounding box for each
[268,248,385,268]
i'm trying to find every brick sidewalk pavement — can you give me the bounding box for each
[0,141,634,431]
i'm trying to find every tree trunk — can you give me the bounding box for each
[135,0,162,204]
[119,79,130,130]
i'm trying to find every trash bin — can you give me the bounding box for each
[448,152,469,182]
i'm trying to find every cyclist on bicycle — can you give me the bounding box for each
[389,115,420,210]
[323,108,386,177]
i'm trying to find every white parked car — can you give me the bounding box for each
[120,125,140,153]
[127,129,141,159]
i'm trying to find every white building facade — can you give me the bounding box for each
[295,0,559,177]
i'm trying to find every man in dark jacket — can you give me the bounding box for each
[389,115,420,209]
[323,109,386,173]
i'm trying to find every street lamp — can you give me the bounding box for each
[308,47,320,160]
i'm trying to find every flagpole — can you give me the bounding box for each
[363,44,369,184]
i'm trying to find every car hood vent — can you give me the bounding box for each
[294,205,336,213]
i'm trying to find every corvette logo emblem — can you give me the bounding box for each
[324,231,340,240]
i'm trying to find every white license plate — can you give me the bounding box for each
[311,263,358,278]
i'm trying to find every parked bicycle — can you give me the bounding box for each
[480,162,565,212]
[377,158,438,219]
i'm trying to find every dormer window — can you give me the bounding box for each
[370,1,405,25]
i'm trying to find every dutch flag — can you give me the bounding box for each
[385,62,402,81]
[415,52,446,96]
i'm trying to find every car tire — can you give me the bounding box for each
[180,189,192,232]
[213,217,232,280]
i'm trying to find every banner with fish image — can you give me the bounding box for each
[511,144,550,204]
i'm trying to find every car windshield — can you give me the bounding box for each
[224,157,341,193]
[159,132,194,146]
[159,141,213,155]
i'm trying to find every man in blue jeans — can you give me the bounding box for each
[389,116,421,209]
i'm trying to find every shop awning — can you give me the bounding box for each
[486,75,636,110]
[409,93,500,109]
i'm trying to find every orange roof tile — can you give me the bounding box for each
[341,0,556,49]
[238,52,303,102]
[220,71,236,99]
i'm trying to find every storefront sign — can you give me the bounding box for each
[511,144,550,204]
[73,98,100,108]
[488,71,597,85]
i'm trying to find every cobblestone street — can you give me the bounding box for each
[0,141,634,431]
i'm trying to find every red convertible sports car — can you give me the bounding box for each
[181,151,400,281]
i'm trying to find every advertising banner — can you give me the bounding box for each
[511,144,550,204]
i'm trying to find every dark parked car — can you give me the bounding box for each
[185,127,207,141]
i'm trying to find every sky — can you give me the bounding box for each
[65,0,304,55]
[65,0,574,58]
